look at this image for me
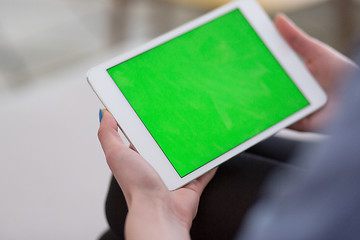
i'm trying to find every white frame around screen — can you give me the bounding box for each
[87,0,327,190]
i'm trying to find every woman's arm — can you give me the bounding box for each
[98,109,216,240]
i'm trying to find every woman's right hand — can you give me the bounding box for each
[275,14,358,132]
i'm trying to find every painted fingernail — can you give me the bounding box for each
[99,109,103,122]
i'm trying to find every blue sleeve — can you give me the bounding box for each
[236,63,360,240]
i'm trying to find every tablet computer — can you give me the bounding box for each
[87,0,326,190]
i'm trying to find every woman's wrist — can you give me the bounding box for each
[125,196,191,240]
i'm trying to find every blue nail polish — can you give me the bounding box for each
[99,109,103,122]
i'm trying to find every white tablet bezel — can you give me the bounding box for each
[87,0,327,190]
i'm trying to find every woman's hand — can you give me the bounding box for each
[98,109,216,240]
[275,15,358,132]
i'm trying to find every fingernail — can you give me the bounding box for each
[99,109,103,122]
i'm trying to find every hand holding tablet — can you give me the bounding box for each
[88,0,326,190]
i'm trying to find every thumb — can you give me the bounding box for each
[98,109,127,161]
[98,109,166,198]
[274,14,325,61]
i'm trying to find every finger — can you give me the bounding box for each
[186,168,218,194]
[98,110,142,199]
[288,118,311,132]
[274,14,324,60]
[98,109,126,159]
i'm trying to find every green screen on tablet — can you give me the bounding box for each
[107,9,309,177]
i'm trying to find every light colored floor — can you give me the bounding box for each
[0,1,175,239]
[0,41,145,239]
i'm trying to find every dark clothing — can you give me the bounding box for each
[100,137,307,240]
[237,66,360,240]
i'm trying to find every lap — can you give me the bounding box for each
[99,136,304,240]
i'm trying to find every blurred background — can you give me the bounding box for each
[0,0,359,239]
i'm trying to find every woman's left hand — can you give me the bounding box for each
[98,109,216,240]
